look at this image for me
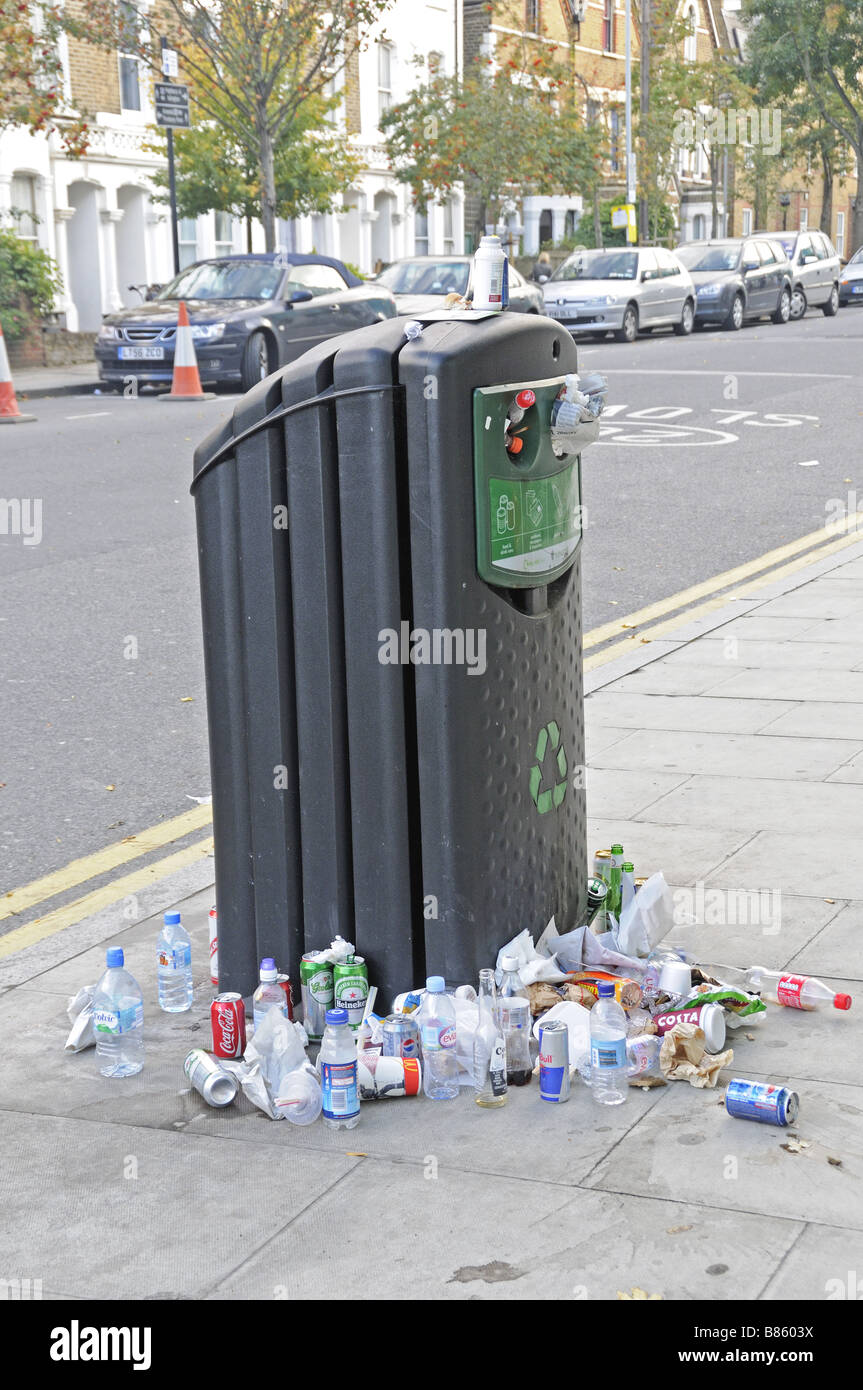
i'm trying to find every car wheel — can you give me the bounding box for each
[241,330,273,391]
[724,293,744,331]
[822,284,840,316]
[772,286,791,324]
[673,299,695,336]
[614,304,638,343]
[789,286,807,320]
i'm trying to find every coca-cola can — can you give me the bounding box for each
[276,972,294,1021]
[211,992,246,1058]
[208,906,218,987]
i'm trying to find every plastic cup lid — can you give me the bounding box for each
[659,959,692,995]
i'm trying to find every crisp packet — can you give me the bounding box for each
[684,985,766,1018]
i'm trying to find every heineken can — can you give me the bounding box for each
[300,954,334,1041]
[333,956,369,1030]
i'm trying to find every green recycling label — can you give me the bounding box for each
[489,462,580,576]
[529,720,568,814]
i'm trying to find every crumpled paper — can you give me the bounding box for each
[659,1022,733,1089]
[239,1008,314,1119]
[65,984,97,1052]
[302,935,355,967]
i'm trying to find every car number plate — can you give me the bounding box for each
[853,285,863,295]
[119,345,165,360]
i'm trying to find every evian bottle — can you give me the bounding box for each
[417,976,459,1100]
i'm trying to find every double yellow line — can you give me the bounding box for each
[3,513,861,963]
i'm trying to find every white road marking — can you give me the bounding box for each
[65,411,113,420]
[797,459,820,467]
[597,368,853,379]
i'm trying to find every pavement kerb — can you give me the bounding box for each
[5,532,863,991]
[16,381,101,400]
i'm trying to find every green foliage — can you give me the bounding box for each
[0,230,62,338]
[0,0,94,153]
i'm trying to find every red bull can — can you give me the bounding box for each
[725,1078,799,1127]
[539,1019,570,1103]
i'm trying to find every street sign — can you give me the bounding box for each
[155,82,190,129]
[161,48,179,78]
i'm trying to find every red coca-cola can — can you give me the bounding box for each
[276,973,294,1021]
[208,906,218,987]
[211,992,246,1058]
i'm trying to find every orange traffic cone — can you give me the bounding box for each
[0,324,36,424]
[160,301,216,402]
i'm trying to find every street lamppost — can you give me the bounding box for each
[779,191,791,231]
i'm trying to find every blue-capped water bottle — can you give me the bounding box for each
[157,910,193,1013]
[93,947,144,1077]
[590,980,628,1106]
[319,1008,360,1130]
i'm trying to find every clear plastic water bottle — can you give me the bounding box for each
[418,976,459,1100]
[590,980,628,1106]
[252,957,288,1030]
[156,910,193,1012]
[93,947,144,1077]
[319,1007,360,1129]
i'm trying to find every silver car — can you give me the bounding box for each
[543,246,696,342]
[755,229,841,319]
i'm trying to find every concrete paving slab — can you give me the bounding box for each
[208,1156,802,1302]
[600,664,738,697]
[758,701,863,740]
[584,724,637,758]
[587,818,752,884]
[585,691,796,734]
[752,582,863,619]
[710,832,863,900]
[585,768,690,821]
[585,1076,863,1232]
[713,615,825,641]
[640,774,863,836]
[0,1110,357,1299]
[591,728,862,781]
[787,903,863,981]
[681,667,863,704]
[714,975,860,1087]
[761,1223,863,1301]
[825,749,863,783]
[661,639,863,672]
[786,615,863,644]
[662,894,840,974]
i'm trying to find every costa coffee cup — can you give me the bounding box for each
[653,1002,726,1053]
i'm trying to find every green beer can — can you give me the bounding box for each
[333,955,369,1031]
[300,953,334,1041]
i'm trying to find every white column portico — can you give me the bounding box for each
[100,207,125,313]
[53,207,78,329]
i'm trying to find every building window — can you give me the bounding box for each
[414,209,429,255]
[378,43,393,121]
[836,211,845,257]
[10,174,38,242]
[587,99,600,127]
[178,217,198,269]
[603,0,614,51]
[609,108,620,173]
[684,5,698,62]
[443,200,455,253]
[799,207,808,231]
[741,207,752,236]
[214,212,234,256]
[118,2,141,111]
[693,213,706,240]
[526,0,541,31]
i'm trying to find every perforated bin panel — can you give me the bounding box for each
[397,315,587,984]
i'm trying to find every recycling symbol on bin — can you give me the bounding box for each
[529,720,568,814]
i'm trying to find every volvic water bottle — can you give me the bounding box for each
[252,957,288,1030]
[319,1008,359,1129]
[157,910,193,1012]
[590,980,628,1106]
[418,977,459,1100]
[93,947,144,1077]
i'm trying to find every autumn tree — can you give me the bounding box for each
[0,0,96,154]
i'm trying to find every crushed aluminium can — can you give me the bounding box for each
[725,1078,799,1127]
[539,1018,570,1103]
[184,1048,239,1108]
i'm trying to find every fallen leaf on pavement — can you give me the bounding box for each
[666,1225,693,1235]
[121,836,136,843]
[105,784,115,791]
[828,1156,843,1168]
[824,898,836,904]
[180,697,195,702]
[618,1287,663,1300]
[781,1138,811,1154]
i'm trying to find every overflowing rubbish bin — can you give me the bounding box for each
[192,310,594,1007]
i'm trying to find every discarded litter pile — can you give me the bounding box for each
[65,847,852,1133]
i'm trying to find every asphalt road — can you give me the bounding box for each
[2,305,862,892]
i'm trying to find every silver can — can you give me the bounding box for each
[538,1019,570,1103]
[381,1014,421,1059]
[184,1048,239,1108]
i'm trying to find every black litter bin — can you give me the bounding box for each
[192,311,590,1010]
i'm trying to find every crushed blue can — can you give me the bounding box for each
[725,1078,799,1127]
